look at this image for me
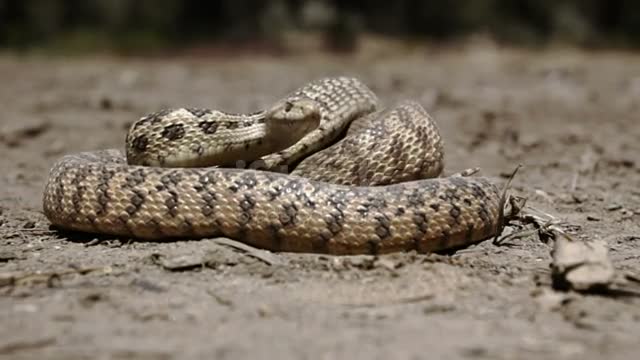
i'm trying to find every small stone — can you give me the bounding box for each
[257,305,272,317]
[571,193,588,203]
[620,209,635,219]
[99,96,113,110]
[80,292,107,307]
[85,238,101,246]
[150,252,207,271]
[374,257,398,271]
[606,204,622,211]
[552,236,615,292]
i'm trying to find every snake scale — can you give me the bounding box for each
[43,77,508,255]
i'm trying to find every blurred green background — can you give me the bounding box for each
[1,0,639,53]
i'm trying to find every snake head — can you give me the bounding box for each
[264,97,322,144]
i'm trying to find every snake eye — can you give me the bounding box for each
[284,102,293,112]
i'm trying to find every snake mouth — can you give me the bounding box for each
[263,97,322,150]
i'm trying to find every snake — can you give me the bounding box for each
[42,77,509,255]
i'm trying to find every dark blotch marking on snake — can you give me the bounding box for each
[440,186,461,204]
[164,191,180,217]
[193,178,218,217]
[49,166,66,213]
[318,204,346,253]
[191,144,204,156]
[126,189,146,216]
[321,190,346,247]
[160,169,185,217]
[477,206,491,225]
[469,181,489,201]
[132,135,149,152]
[134,109,173,129]
[374,214,392,240]
[278,202,299,227]
[70,167,90,216]
[238,194,257,225]
[411,211,431,251]
[477,206,495,238]
[240,195,256,212]
[449,204,461,223]
[96,168,116,215]
[125,168,147,187]
[160,171,183,187]
[200,192,217,216]
[199,121,219,134]
[325,208,345,236]
[162,124,186,141]
[283,101,294,112]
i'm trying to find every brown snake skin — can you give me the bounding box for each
[42,77,507,255]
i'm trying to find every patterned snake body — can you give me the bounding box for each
[43,77,506,255]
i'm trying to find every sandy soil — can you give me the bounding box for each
[1,44,639,359]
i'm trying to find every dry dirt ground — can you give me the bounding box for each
[0,44,639,359]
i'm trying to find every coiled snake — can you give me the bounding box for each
[43,77,509,255]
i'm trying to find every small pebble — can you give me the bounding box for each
[572,193,588,203]
[23,221,36,229]
[606,204,622,211]
[257,305,272,317]
[99,96,113,110]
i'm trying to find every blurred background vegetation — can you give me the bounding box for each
[1,0,639,54]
